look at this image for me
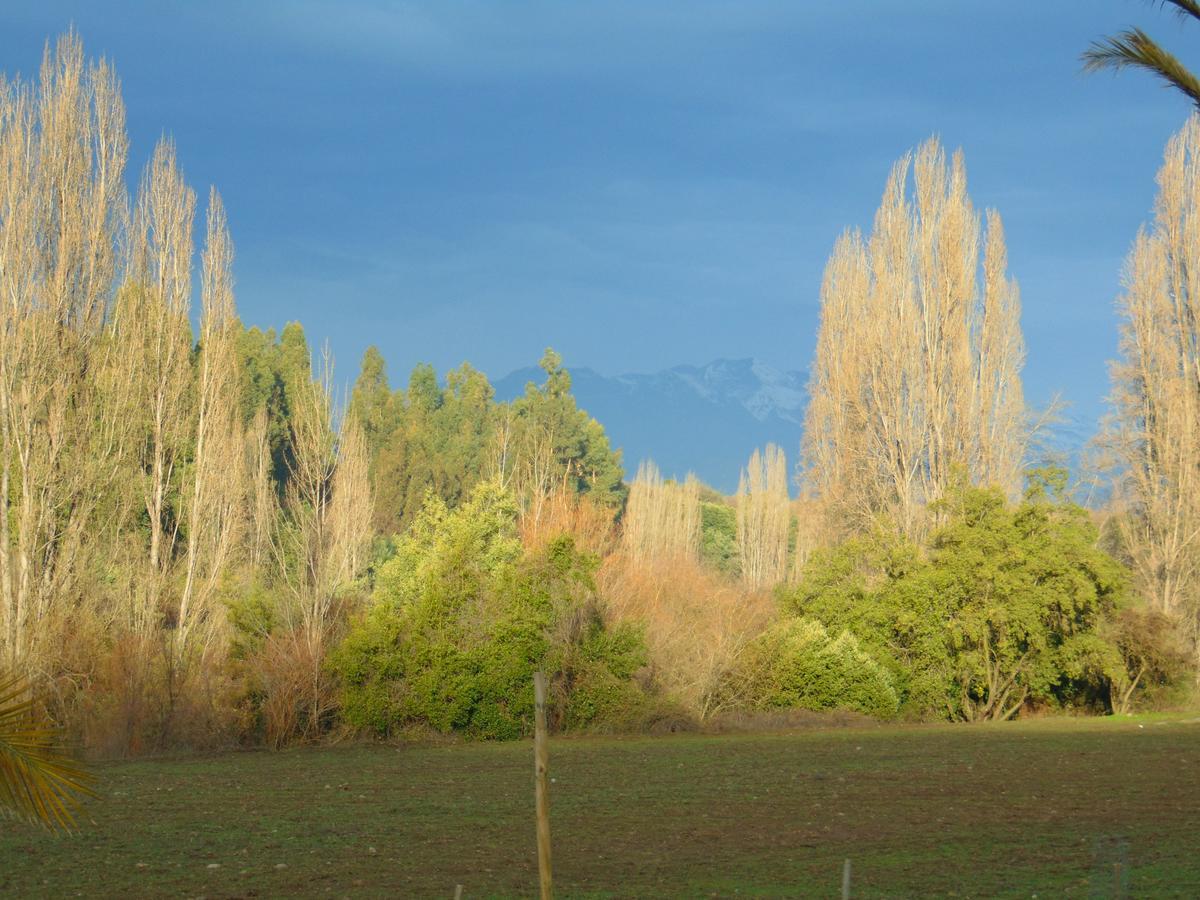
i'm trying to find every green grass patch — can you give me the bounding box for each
[3,716,1198,897]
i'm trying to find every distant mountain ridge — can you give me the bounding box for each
[492,358,809,495]
[492,358,1100,498]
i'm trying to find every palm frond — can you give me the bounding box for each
[1082,27,1200,110]
[1152,0,1200,26]
[0,670,95,831]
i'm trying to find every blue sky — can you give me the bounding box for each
[0,1,1194,433]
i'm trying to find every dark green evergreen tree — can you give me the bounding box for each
[507,349,625,508]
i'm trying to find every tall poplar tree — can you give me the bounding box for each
[1107,115,1200,659]
[0,33,128,667]
[736,445,791,589]
[801,138,1027,540]
[623,460,701,562]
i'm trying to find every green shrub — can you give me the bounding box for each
[700,501,740,577]
[560,621,649,730]
[740,618,899,718]
[331,482,651,739]
[779,471,1133,720]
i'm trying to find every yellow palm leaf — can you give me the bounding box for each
[1082,2,1200,110]
[0,669,95,831]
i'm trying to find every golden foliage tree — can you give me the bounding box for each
[621,460,701,563]
[802,137,1027,540]
[0,33,128,669]
[736,445,791,589]
[1107,115,1200,655]
[177,191,247,658]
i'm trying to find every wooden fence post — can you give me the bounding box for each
[534,671,553,900]
[842,858,851,899]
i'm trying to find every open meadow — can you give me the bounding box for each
[2,716,1198,898]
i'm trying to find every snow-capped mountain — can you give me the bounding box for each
[492,358,1101,498]
[492,358,808,494]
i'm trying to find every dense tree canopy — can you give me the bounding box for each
[332,483,649,739]
[782,473,1128,720]
[348,346,625,535]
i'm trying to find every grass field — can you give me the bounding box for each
[2,716,1198,898]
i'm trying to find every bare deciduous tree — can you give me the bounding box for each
[736,445,790,589]
[328,412,374,590]
[272,348,373,730]
[177,191,247,657]
[790,495,827,582]
[802,137,1028,541]
[247,405,276,571]
[622,460,700,563]
[0,33,128,668]
[267,347,374,738]
[275,348,338,646]
[1106,115,1200,658]
[128,137,196,622]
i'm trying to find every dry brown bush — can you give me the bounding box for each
[247,628,341,750]
[520,488,617,557]
[67,631,241,758]
[599,551,774,719]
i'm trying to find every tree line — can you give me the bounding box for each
[0,33,1197,769]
